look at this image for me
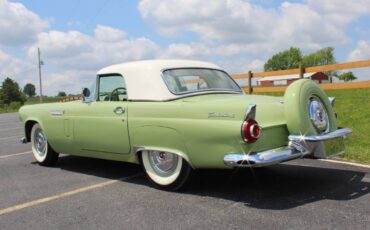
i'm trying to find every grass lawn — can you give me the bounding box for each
[256,88,370,164]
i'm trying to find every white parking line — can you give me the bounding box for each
[0,173,143,216]
[320,159,370,169]
[0,151,32,159]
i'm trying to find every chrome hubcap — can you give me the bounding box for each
[309,96,329,133]
[148,151,178,176]
[33,128,47,157]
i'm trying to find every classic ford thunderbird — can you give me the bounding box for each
[19,60,351,190]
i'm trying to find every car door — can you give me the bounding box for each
[74,74,131,154]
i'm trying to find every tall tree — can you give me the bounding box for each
[264,47,303,71]
[301,47,336,67]
[301,47,337,81]
[337,71,357,82]
[23,83,36,98]
[0,77,26,105]
[57,91,67,97]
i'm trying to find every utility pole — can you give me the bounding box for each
[38,48,44,103]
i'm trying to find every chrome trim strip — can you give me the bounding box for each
[224,143,310,168]
[288,128,352,142]
[244,104,256,120]
[50,110,64,116]
[241,104,258,142]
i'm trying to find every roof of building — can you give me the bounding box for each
[97,59,223,101]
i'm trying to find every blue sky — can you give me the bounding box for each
[0,0,370,95]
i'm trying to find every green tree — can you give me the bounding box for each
[0,77,26,105]
[301,47,336,67]
[337,71,357,82]
[23,83,36,98]
[301,47,337,81]
[264,47,302,71]
[57,91,67,97]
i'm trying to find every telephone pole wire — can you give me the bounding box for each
[37,48,44,103]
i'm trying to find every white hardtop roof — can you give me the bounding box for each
[257,73,313,82]
[97,59,223,101]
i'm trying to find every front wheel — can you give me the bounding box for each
[31,123,59,166]
[140,150,192,191]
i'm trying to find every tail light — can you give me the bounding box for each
[242,119,261,143]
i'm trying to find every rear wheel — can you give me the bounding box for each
[31,123,59,166]
[140,150,192,191]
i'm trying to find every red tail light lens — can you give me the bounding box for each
[242,119,261,143]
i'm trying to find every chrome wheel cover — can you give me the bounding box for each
[148,151,178,176]
[309,96,329,133]
[33,128,47,157]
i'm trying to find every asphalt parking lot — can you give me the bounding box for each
[0,112,369,230]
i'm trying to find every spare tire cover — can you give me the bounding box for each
[284,79,337,136]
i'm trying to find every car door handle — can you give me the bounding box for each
[113,107,125,114]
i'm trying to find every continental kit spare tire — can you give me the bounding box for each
[284,79,337,136]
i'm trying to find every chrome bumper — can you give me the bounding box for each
[224,128,352,167]
[224,145,310,167]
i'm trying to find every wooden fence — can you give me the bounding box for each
[60,59,370,102]
[231,59,370,94]
[60,96,82,102]
[249,80,370,93]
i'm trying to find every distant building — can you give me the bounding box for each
[256,72,329,86]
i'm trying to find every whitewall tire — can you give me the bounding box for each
[140,150,192,191]
[31,123,59,166]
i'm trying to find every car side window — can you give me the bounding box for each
[98,74,127,101]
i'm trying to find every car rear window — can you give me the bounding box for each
[162,68,242,95]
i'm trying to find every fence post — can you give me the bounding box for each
[299,64,305,79]
[248,70,253,94]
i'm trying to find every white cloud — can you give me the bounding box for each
[0,0,48,46]
[2,0,370,96]
[42,71,96,96]
[161,42,244,59]
[308,0,370,19]
[0,49,35,84]
[348,40,370,61]
[24,25,161,94]
[28,25,160,71]
[138,0,370,56]
[95,24,126,42]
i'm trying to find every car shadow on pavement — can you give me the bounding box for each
[55,155,370,210]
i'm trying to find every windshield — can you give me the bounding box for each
[162,68,242,95]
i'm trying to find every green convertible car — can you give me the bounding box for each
[19,60,352,190]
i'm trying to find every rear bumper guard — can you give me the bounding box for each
[288,128,352,142]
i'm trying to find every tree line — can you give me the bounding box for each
[264,47,357,82]
[0,77,68,107]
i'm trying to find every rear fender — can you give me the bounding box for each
[130,126,193,168]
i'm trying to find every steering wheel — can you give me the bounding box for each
[110,87,126,101]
